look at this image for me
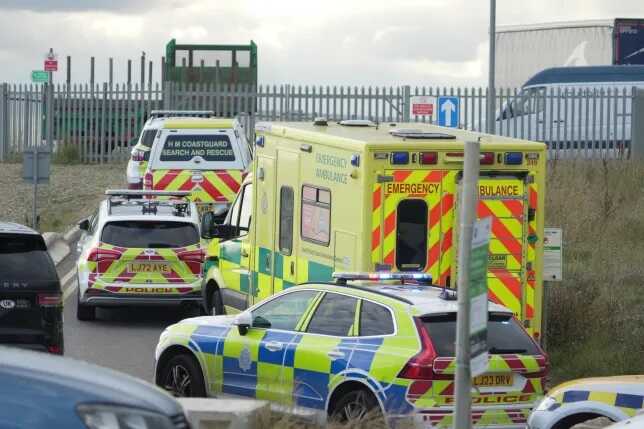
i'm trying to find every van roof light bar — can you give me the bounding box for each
[338,119,376,127]
[332,272,432,285]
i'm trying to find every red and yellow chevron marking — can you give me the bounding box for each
[88,243,201,292]
[151,169,241,204]
[380,170,444,275]
[477,195,526,319]
[525,181,538,319]
[371,184,383,266]
[438,171,457,286]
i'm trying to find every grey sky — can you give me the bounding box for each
[0,0,642,85]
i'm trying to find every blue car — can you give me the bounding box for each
[0,347,189,429]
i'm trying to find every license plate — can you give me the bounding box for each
[473,374,514,387]
[127,263,171,273]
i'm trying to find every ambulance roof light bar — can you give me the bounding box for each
[332,272,432,286]
[389,129,456,140]
[149,110,214,119]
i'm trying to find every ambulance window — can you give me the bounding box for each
[396,199,428,271]
[301,185,331,246]
[279,186,294,255]
[238,185,253,234]
[306,293,358,337]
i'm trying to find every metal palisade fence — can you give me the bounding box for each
[0,82,640,163]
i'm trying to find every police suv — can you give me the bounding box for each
[76,190,205,321]
[155,272,548,428]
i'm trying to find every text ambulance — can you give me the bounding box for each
[200,120,546,338]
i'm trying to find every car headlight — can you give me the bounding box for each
[535,396,559,412]
[77,404,175,429]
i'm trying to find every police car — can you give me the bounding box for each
[528,375,644,429]
[126,110,214,189]
[76,190,205,321]
[154,273,548,428]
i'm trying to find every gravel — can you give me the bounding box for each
[0,162,126,233]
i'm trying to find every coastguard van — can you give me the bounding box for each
[200,120,547,339]
[144,118,252,214]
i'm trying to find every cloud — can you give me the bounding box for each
[0,0,174,13]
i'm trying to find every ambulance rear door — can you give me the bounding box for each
[455,174,529,320]
[370,169,444,281]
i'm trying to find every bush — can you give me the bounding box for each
[545,160,644,384]
[53,142,81,164]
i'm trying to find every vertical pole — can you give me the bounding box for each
[32,146,38,229]
[90,57,95,87]
[46,75,53,152]
[0,83,6,162]
[487,0,496,134]
[403,85,411,122]
[127,60,132,84]
[109,58,113,86]
[66,56,71,85]
[454,140,481,429]
[140,53,146,88]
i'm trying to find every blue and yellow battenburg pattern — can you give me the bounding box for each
[176,321,415,414]
[552,390,644,417]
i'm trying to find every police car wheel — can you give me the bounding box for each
[331,389,380,423]
[76,286,96,321]
[161,354,206,398]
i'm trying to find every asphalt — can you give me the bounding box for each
[57,241,196,383]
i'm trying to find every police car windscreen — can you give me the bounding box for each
[101,221,199,248]
[422,313,540,356]
[0,235,57,285]
[160,134,236,163]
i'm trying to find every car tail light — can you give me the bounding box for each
[480,152,495,165]
[420,152,438,165]
[398,317,437,380]
[47,344,63,355]
[143,172,153,189]
[38,293,62,307]
[132,150,145,162]
[87,247,121,262]
[178,249,205,264]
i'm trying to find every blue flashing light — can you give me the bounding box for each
[351,154,360,167]
[504,152,523,165]
[391,152,409,165]
[333,271,432,283]
[256,136,265,147]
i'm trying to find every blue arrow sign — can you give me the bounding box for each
[437,96,460,128]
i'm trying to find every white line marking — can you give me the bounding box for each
[62,271,78,302]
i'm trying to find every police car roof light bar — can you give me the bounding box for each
[332,272,432,286]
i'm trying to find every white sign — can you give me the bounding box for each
[410,95,436,118]
[544,228,563,282]
[470,217,491,377]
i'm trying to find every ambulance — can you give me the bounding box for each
[200,119,546,339]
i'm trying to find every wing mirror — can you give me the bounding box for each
[233,311,252,336]
[201,207,233,240]
[78,219,90,231]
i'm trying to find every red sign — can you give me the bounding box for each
[44,60,57,72]
[412,104,433,115]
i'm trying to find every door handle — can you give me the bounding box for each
[241,248,249,258]
[290,261,295,276]
[327,349,345,361]
[265,341,283,352]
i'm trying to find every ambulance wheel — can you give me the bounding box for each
[76,287,96,321]
[160,354,206,397]
[330,387,380,424]
[207,286,224,316]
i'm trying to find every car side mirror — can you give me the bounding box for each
[212,205,229,224]
[234,311,252,336]
[201,212,216,239]
[78,219,90,231]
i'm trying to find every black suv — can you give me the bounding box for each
[0,222,63,354]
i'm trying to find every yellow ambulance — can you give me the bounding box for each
[200,120,546,339]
